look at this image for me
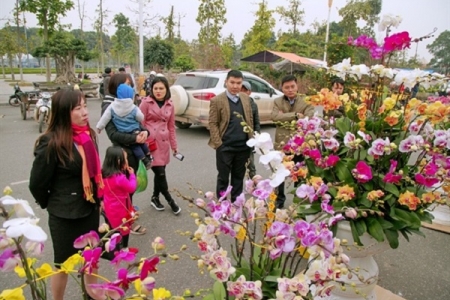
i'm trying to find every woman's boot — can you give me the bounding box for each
[165,195,181,215]
[150,196,165,211]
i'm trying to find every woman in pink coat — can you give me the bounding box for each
[102,146,137,247]
[139,76,181,215]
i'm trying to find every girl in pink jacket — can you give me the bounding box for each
[102,146,137,248]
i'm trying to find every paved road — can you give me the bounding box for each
[0,103,449,299]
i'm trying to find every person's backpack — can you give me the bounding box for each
[144,77,153,96]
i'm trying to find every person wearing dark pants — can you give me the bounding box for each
[241,81,260,179]
[209,70,255,202]
[271,75,315,209]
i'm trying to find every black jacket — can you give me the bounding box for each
[249,97,260,132]
[29,135,98,219]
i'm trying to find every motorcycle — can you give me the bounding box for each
[9,83,22,107]
[34,92,52,133]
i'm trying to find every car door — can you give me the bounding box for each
[244,77,277,123]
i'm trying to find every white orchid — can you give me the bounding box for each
[259,150,284,168]
[349,64,370,80]
[329,58,352,80]
[0,195,35,217]
[269,164,291,188]
[3,218,47,242]
[246,132,274,155]
[378,14,402,32]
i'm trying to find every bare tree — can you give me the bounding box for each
[76,0,87,74]
[94,0,109,72]
[177,12,186,39]
[14,0,24,81]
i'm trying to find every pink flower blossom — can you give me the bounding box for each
[296,184,317,202]
[322,138,340,151]
[321,198,334,214]
[73,230,100,249]
[383,31,411,53]
[368,138,390,157]
[89,283,125,300]
[105,233,122,253]
[305,149,322,160]
[345,208,358,219]
[343,132,356,148]
[111,249,137,267]
[0,248,20,272]
[81,247,102,274]
[352,161,373,183]
[140,257,159,280]
[113,268,139,290]
[423,162,439,176]
[399,135,424,153]
[325,155,340,167]
[414,174,440,188]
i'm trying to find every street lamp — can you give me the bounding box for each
[323,0,333,64]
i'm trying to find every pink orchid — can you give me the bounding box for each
[352,161,373,183]
[111,249,136,267]
[383,31,411,53]
[383,173,402,184]
[343,132,356,148]
[81,247,102,274]
[0,248,20,272]
[73,230,100,249]
[399,135,424,153]
[322,138,340,151]
[89,283,125,300]
[305,149,322,160]
[113,268,139,290]
[368,138,390,157]
[140,257,160,280]
[296,184,317,203]
[105,233,122,252]
[325,155,340,167]
[423,162,439,176]
[321,198,334,214]
[414,174,440,188]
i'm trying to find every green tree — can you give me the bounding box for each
[196,0,226,68]
[338,0,382,37]
[44,30,90,83]
[31,46,47,67]
[242,0,276,57]
[275,0,305,36]
[161,5,176,42]
[144,38,174,69]
[21,0,74,82]
[427,30,450,74]
[196,0,226,45]
[221,34,238,68]
[0,25,21,80]
[173,55,195,71]
[111,13,137,66]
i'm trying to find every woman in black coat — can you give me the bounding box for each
[29,89,103,300]
[100,73,148,234]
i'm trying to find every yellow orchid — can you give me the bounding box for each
[36,263,55,278]
[0,288,25,300]
[60,253,84,273]
[382,97,396,111]
[14,257,36,278]
[153,287,171,300]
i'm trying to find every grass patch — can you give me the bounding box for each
[7,82,33,86]
[1,68,99,75]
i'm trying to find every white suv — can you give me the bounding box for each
[170,70,283,129]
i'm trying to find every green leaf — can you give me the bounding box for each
[213,281,226,300]
[335,161,354,183]
[336,117,352,135]
[365,217,385,242]
[407,228,426,238]
[361,181,373,191]
[202,294,215,300]
[359,192,372,208]
[417,211,434,224]
[378,218,394,229]
[265,275,279,283]
[394,208,421,229]
[355,219,367,236]
[349,220,363,246]
[383,229,399,249]
[384,183,399,197]
[300,202,321,215]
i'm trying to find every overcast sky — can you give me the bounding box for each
[1,0,449,61]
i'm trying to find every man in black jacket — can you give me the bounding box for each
[241,81,260,179]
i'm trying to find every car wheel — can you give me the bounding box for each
[170,85,189,115]
[175,121,192,129]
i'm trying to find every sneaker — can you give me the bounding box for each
[168,199,181,215]
[150,196,165,211]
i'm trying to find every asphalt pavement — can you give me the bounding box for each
[0,85,449,299]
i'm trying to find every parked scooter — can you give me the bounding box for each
[34,92,52,133]
[9,83,22,107]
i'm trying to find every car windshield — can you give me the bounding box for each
[174,75,218,90]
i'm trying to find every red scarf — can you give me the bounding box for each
[72,124,104,202]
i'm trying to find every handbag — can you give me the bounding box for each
[148,139,158,152]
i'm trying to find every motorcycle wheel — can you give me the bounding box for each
[21,103,27,120]
[39,112,45,133]
[9,96,20,107]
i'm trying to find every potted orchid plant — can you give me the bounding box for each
[0,187,188,300]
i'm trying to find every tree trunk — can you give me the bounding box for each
[1,57,6,79]
[8,55,15,81]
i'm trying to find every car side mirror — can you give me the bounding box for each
[269,88,274,97]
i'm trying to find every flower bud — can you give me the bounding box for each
[195,198,206,208]
[169,254,180,261]
[361,211,368,217]
[3,186,12,195]
[180,245,188,251]
[190,212,200,218]
[152,237,165,251]
[141,277,156,295]
[345,208,358,219]
[204,191,214,200]
[98,223,110,233]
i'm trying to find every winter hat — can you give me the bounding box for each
[117,83,134,99]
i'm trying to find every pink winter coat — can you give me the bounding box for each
[103,173,137,235]
[140,97,177,166]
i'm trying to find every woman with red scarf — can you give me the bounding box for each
[30,89,103,300]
